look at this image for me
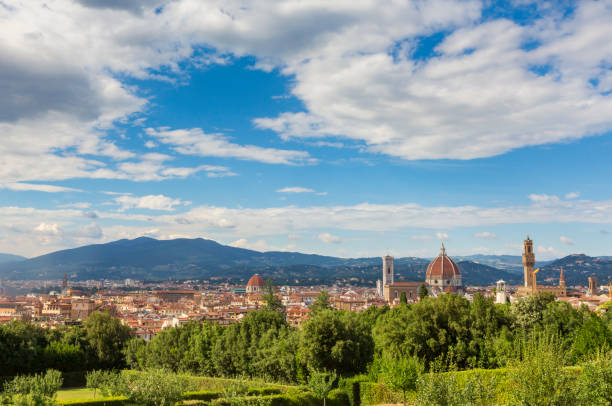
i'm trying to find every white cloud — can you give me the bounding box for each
[537,245,562,259]
[0,182,81,193]
[277,187,315,193]
[3,0,612,192]
[4,192,612,256]
[146,127,314,165]
[35,222,62,236]
[436,232,449,240]
[528,194,562,204]
[229,238,270,251]
[114,195,187,211]
[560,236,574,246]
[565,192,580,199]
[59,202,91,209]
[318,232,342,244]
[411,235,433,240]
[474,231,497,239]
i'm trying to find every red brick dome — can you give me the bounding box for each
[247,274,265,288]
[425,244,461,281]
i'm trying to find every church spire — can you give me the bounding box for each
[440,242,446,256]
[559,267,566,287]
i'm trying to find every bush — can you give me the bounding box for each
[359,382,403,405]
[183,390,223,401]
[506,337,575,406]
[56,397,128,406]
[2,369,63,406]
[121,369,189,406]
[338,375,368,406]
[575,351,612,406]
[416,371,460,406]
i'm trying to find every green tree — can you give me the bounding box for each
[84,311,132,369]
[418,285,428,301]
[122,337,147,370]
[308,368,337,406]
[299,309,374,375]
[311,290,332,313]
[381,355,423,406]
[400,292,408,305]
[263,278,285,312]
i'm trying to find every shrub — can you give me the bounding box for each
[338,375,368,406]
[121,369,188,406]
[416,371,460,406]
[359,382,403,405]
[380,355,423,406]
[575,351,612,406]
[183,390,223,401]
[2,369,63,406]
[506,336,575,406]
[56,397,128,406]
[307,369,337,406]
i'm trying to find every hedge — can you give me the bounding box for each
[183,390,223,401]
[55,396,128,406]
[358,382,404,406]
[338,375,369,406]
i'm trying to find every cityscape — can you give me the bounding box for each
[2,0,612,405]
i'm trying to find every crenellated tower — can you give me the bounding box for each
[522,236,535,287]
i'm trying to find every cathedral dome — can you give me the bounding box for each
[425,244,462,289]
[246,274,265,293]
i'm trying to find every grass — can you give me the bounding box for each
[56,388,99,402]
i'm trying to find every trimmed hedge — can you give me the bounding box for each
[183,390,223,401]
[338,375,369,406]
[56,396,128,406]
[358,382,404,406]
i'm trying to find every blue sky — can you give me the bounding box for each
[1,0,612,259]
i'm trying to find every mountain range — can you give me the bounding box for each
[0,237,609,287]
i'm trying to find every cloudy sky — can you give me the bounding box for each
[2,0,612,259]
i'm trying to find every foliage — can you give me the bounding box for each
[263,279,285,313]
[506,335,575,406]
[2,369,63,406]
[380,355,423,405]
[418,285,428,300]
[299,310,374,376]
[55,397,128,406]
[307,369,337,406]
[83,312,132,370]
[310,291,332,314]
[119,369,190,406]
[574,351,612,406]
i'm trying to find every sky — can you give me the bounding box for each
[1,0,612,260]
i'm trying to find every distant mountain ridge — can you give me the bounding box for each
[0,237,606,286]
[539,254,612,286]
[0,253,27,264]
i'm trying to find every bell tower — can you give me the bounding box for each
[382,255,394,286]
[522,236,535,287]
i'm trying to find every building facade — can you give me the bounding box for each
[425,243,463,294]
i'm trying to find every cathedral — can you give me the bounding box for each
[378,243,463,303]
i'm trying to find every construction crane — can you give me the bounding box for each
[532,268,540,294]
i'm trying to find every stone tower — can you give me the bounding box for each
[62,272,68,292]
[522,236,535,287]
[382,255,394,286]
[559,268,566,288]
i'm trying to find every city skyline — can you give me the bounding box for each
[2,1,612,259]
